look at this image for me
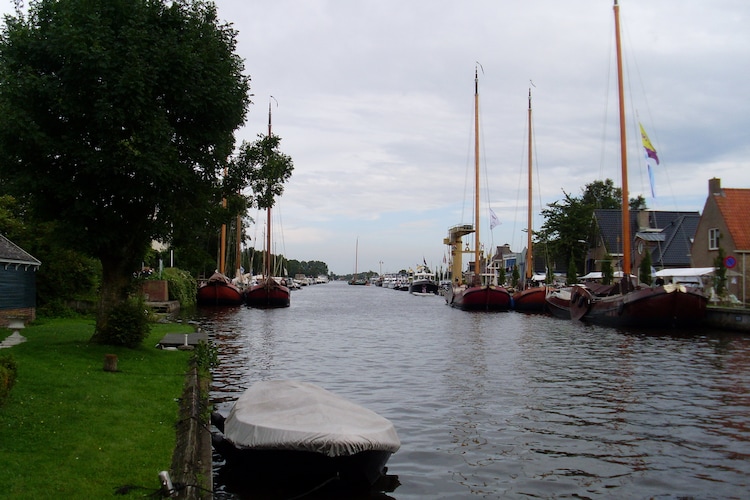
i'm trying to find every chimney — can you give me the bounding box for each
[709,178,722,196]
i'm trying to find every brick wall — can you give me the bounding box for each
[142,280,169,302]
[0,307,36,328]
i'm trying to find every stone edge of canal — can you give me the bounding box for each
[170,361,213,499]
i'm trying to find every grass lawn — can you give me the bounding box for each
[0,318,194,499]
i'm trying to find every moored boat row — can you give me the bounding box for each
[196,272,292,308]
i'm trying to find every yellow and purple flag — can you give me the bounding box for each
[640,123,659,198]
[639,123,659,165]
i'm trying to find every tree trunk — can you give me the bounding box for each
[103,354,118,372]
[90,255,133,344]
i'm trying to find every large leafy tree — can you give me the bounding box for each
[536,179,632,275]
[0,0,251,344]
[233,135,294,211]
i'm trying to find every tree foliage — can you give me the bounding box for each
[0,195,100,315]
[536,179,646,276]
[713,245,727,297]
[286,259,329,278]
[0,0,251,345]
[639,250,653,286]
[233,134,294,210]
[566,254,578,285]
[601,253,614,285]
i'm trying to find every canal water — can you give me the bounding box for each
[192,281,750,499]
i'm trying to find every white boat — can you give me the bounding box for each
[409,265,439,295]
[212,380,400,489]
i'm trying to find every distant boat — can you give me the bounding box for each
[348,237,368,285]
[568,0,707,328]
[444,66,512,311]
[409,265,439,295]
[197,271,244,306]
[246,99,291,308]
[211,380,400,488]
[513,88,548,313]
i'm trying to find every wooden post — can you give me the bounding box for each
[103,354,118,372]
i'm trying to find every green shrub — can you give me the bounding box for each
[159,267,197,307]
[97,297,151,348]
[193,340,219,373]
[0,353,18,405]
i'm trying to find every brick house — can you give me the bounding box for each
[0,234,41,327]
[691,178,750,304]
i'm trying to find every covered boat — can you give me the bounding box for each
[212,380,400,489]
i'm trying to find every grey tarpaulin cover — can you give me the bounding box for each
[223,380,401,458]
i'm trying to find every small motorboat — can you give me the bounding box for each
[212,380,400,491]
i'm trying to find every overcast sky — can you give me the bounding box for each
[6,1,750,275]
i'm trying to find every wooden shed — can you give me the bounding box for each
[0,234,41,327]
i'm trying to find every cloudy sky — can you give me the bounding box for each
[6,1,750,275]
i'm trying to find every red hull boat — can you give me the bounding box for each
[197,272,244,306]
[447,284,512,311]
[513,286,548,313]
[245,277,290,309]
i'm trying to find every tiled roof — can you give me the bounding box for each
[652,214,701,267]
[594,209,700,267]
[714,188,750,250]
[0,234,41,266]
[594,209,637,254]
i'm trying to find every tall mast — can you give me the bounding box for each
[614,0,631,275]
[236,213,241,277]
[473,66,481,280]
[526,88,533,283]
[266,98,273,279]
[220,172,227,275]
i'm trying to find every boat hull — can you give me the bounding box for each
[196,274,244,306]
[570,284,707,328]
[409,280,439,295]
[512,287,548,312]
[545,287,571,319]
[213,438,394,488]
[447,285,512,311]
[245,278,290,308]
[213,380,400,490]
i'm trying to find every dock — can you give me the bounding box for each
[157,331,208,350]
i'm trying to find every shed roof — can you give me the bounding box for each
[0,234,42,267]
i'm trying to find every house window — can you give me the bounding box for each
[708,228,720,250]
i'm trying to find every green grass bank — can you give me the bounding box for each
[0,318,194,498]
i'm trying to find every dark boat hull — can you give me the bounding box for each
[512,287,548,312]
[213,434,394,488]
[409,280,439,295]
[196,282,244,306]
[545,288,572,319]
[245,279,290,308]
[570,284,707,328]
[447,285,512,311]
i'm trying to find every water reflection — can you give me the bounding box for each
[191,282,750,499]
